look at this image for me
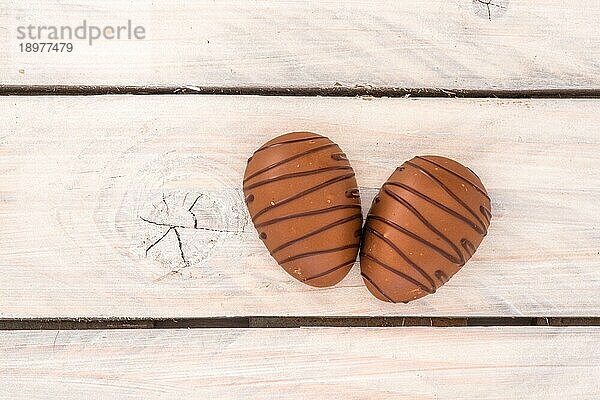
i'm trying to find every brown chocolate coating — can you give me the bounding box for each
[360,155,491,303]
[243,132,362,287]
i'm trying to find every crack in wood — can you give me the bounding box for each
[140,192,245,278]
[474,0,508,20]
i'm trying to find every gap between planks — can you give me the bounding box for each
[1,317,600,330]
[1,85,600,98]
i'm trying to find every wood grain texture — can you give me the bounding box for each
[0,96,599,318]
[1,0,600,89]
[1,327,598,399]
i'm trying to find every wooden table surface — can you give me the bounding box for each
[0,1,599,398]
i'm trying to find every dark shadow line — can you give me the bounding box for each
[1,85,600,98]
[0,317,599,329]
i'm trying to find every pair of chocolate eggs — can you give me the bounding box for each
[243,132,491,303]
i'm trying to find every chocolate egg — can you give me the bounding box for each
[360,155,491,303]
[244,132,362,287]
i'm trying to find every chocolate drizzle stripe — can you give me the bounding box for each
[385,181,483,235]
[415,156,490,201]
[279,244,360,264]
[361,251,435,295]
[460,238,476,258]
[271,213,362,255]
[331,152,348,161]
[243,166,352,191]
[303,259,356,283]
[363,226,437,292]
[367,214,462,265]
[382,184,467,262]
[480,205,492,225]
[253,135,326,154]
[345,188,360,198]
[251,172,356,222]
[243,143,337,183]
[254,204,361,229]
[435,270,449,283]
[360,272,395,303]
[404,161,489,235]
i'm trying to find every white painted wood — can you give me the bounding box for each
[1,0,600,89]
[0,96,599,318]
[1,327,598,399]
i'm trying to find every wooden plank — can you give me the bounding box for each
[1,0,600,89]
[0,96,599,318]
[1,327,598,398]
